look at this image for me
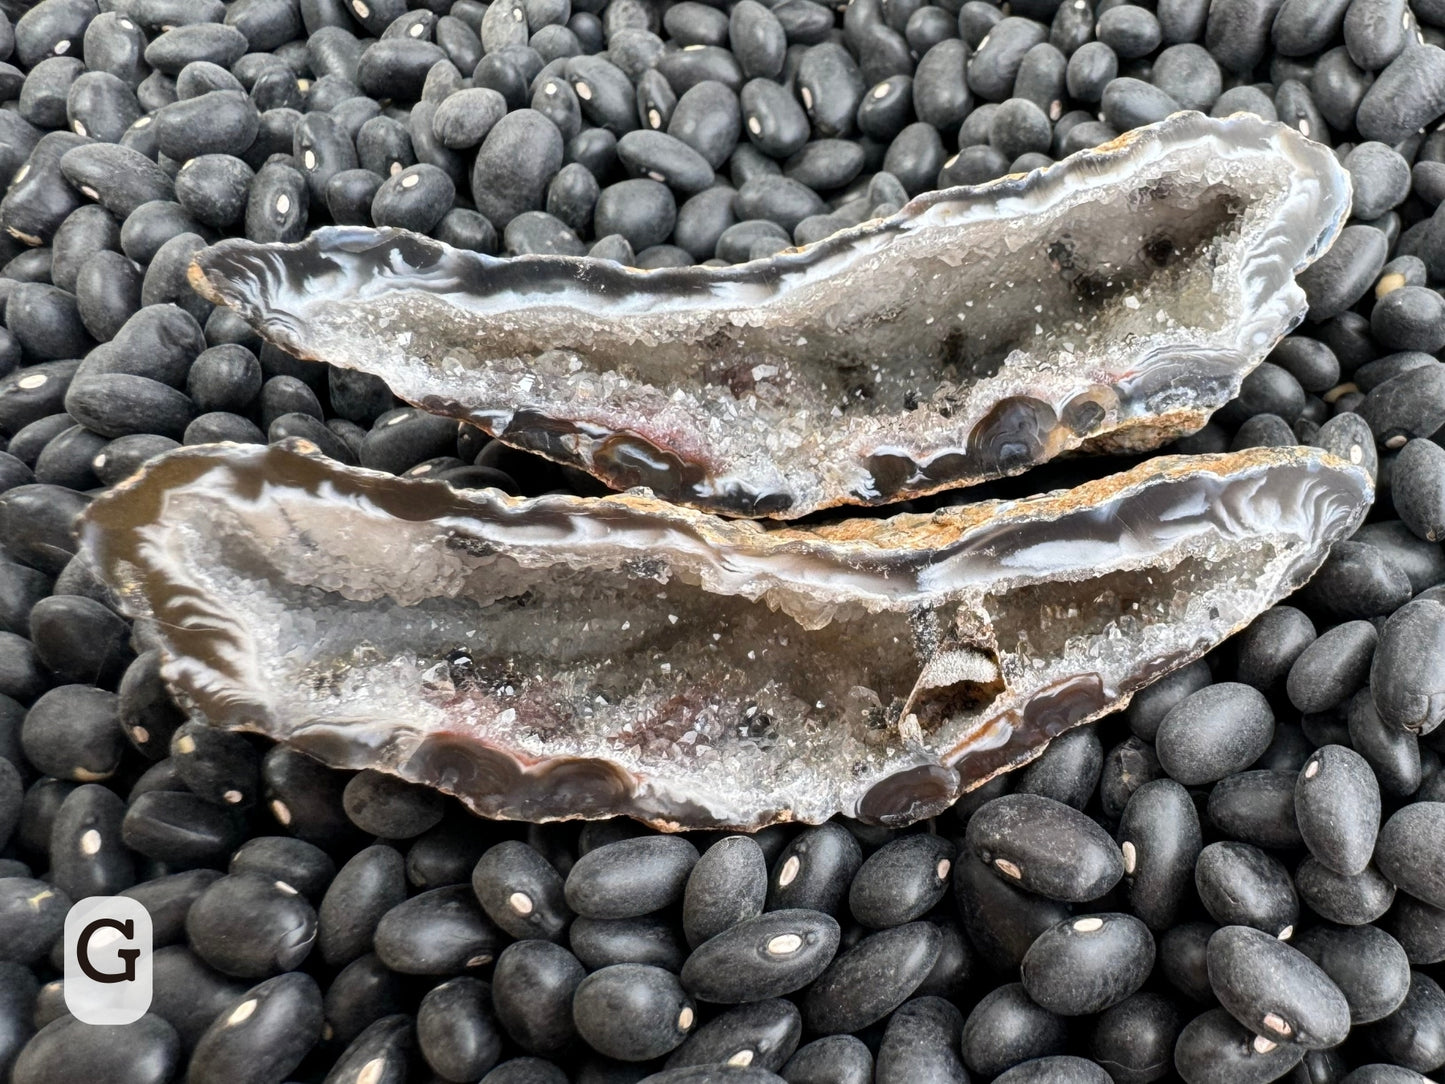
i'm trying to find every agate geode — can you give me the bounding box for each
[79,442,1370,829]
[188,112,1351,518]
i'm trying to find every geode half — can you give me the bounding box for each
[188,112,1350,519]
[78,440,1370,829]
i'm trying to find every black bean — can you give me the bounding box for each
[561,835,698,920]
[1173,1007,1305,1084]
[961,981,1067,1078]
[1206,924,1350,1048]
[187,972,323,1084]
[0,563,47,640]
[175,59,244,98]
[11,1013,180,1084]
[82,10,148,87]
[373,884,501,974]
[663,81,739,172]
[908,38,967,129]
[1122,659,1208,743]
[680,908,839,1003]
[1302,540,1416,622]
[1347,688,1422,798]
[17,55,84,131]
[1386,893,1445,965]
[1021,913,1154,1017]
[1105,778,1195,934]
[738,78,807,158]
[573,963,695,1061]
[1294,923,1410,1026]
[480,1057,569,1083]
[965,792,1122,902]
[1234,605,1316,689]
[342,768,444,839]
[1087,992,1178,1084]
[471,838,571,943]
[431,87,506,150]
[760,821,857,915]
[370,163,455,232]
[1100,76,1180,130]
[121,789,245,865]
[230,835,334,900]
[45,782,130,901]
[1366,970,1445,1071]
[322,951,405,1048]
[0,876,69,966]
[360,407,458,474]
[470,109,563,230]
[4,285,86,364]
[27,593,129,686]
[965,15,1045,101]
[1374,596,1445,735]
[801,921,940,1034]
[186,344,260,415]
[1292,744,1380,879]
[1146,42,1220,112]
[1195,841,1299,938]
[616,129,714,194]
[1203,769,1300,850]
[119,200,201,267]
[848,833,953,928]
[726,0,784,81]
[244,161,307,243]
[357,38,446,99]
[1359,362,1445,448]
[779,1034,871,1084]
[872,996,965,1083]
[1297,858,1396,928]
[185,411,263,445]
[1299,224,1389,322]
[571,914,686,971]
[1270,337,1341,397]
[1152,682,1273,786]
[794,41,864,137]
[1357,44,1445,144]
[1392,440,1445,548]
[166,721,257,808]
[855,74,912,141]
[20,684,124,782]
[417,975,502,1081]
[491,940,584,1055]
[683,834,766,948]
[186,871,317,978]
[992,1056,1112,1083]
[1287,619,1377,714]
[1376,802,1445,910]
[667,997,801,1073]
[1371,285,1445,354]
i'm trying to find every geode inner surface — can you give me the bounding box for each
[188,112,1350,519]
[79,441,1370,829]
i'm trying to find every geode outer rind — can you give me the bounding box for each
[187,112,1351,520]
[78,441,1370,829]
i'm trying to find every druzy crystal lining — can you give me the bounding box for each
[188,112,1350,519]
[79,441,1370,829]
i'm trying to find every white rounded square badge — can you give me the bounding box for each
[63,896,153,1025]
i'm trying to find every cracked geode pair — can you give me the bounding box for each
[80,113,1372,829]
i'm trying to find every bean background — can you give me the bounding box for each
[0,0,1443,1077]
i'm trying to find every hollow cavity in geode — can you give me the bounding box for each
[78,441,1370,829]
[187,112,1350,519]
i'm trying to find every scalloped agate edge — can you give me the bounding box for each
[188,111,1351,520]
[78,441,1370,829]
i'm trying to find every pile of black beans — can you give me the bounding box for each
[2,0,1445,1076]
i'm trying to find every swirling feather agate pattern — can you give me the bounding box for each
[78,441,1370,829]
[188,112,1350,519]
